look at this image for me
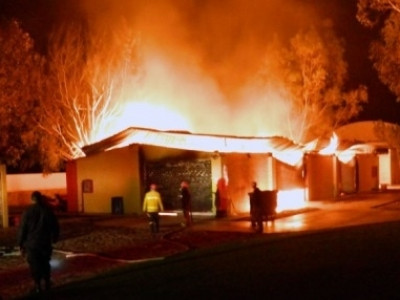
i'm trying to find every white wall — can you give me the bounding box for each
[379,153,391,186]
[7,173,66,192]
[6,173,66,207]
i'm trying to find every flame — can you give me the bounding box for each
[81,101,192,148]
[74,48,305,159]
[303,139,318,152]
[100,127,306,167]
[317,133,357,164]
[118,101,191,132]
[240,188,307,214]
[65,2,350,164]
[276,189,307,213]
[336,149,356,164]
[319,133,338,155]
[273,150,304,167]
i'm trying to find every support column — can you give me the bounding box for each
[0,164,9,228]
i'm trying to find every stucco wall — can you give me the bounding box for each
[76,145,141,214]
[357,153,379,192]
[390,149,400,185]
[275,159,303,190]
[305,154,337,201]
[339,159,357,194]
[223,153,273,213]
[7,173,66,207]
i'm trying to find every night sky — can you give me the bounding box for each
[1,0,400,126]
[322,0,400,126]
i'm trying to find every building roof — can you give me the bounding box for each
[81,127,304,157]
[336,120,400,144]
[81,122,399,166]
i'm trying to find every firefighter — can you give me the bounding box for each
[143,183,164,233]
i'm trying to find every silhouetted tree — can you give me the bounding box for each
[0,19,46,171]
[260,23,367,143]
[41,18,141,164]
[357,0,400,102]
[374,121,400,148]
[357,0,400,149]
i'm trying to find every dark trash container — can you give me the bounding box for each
[111,197,124,214]
[260,190,277,220]
[249,190,277,221]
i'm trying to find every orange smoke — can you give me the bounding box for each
[72,0,336,146]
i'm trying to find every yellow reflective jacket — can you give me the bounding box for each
[143,190,164,213]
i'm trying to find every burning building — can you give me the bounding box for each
[47,1,379,216]
[65,122,400,216]
[66,127,306,215]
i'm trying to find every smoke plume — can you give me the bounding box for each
[75,0,332,137]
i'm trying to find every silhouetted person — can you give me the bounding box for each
[17,191,60,293]
[215,177,229,218]
[250,182,263,233]
[143,183,164,234]
[179,181,192,226]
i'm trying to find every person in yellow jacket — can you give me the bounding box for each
[143,183,164,233]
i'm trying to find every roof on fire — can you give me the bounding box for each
[81,121,399,159]
[81,126,304,157]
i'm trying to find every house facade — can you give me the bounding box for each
[65,122,400,215]
[66,128,303,215]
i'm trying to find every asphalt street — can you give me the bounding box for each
[20,192,400,300]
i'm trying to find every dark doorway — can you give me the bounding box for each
[145,159,212,211]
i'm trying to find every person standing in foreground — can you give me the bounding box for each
[250,182,263,233]
[179,181,192,227]
[143,183,164,234]
[17,191,60,293]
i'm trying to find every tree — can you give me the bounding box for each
[374,121,400,148]
[41,19,141,165]
[0,19,46,171]
[357,0,400,101]
[259,23,367,143]
[356,0,400,163]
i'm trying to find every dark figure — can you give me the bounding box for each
[215,177,229,218]
[250,182,263,233]
[179,181,192,226]
[143,183,164,233]
[17,191,60,293]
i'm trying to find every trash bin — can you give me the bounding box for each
[260,190,277,220]
[111,197,124,214]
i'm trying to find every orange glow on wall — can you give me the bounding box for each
[276,189,306,212]
[239,188,307,214]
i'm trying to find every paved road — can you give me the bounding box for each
[23,192,400,300]
[25,221,400,300]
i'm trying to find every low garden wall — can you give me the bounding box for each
[7,173,66,212]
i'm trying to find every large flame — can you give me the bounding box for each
[317,133,357,164]
[63,0,352,164]
[336,149,356,164]
[273,150,304,167]
[319,133,338,155]
[276,189,307,212]
[75,46,304,159]
[240,188,307,214]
